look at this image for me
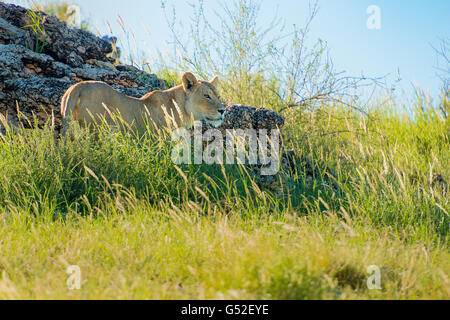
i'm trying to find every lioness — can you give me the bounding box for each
[60,72,225,135]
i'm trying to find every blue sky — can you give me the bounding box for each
[8,0,450,100]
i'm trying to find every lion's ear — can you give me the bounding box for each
[182,72,198,91]
[210,76,219,87]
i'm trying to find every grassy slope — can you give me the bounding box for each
[0,101,448,299]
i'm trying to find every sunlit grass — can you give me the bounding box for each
[1,200,448,299]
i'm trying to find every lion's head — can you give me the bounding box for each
[182,72,225,123]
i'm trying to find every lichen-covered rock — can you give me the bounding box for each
[201,105,285,134]
[222,105,285,130]
[0,17,28,46]
[197,105,286,189]
[0,3,112,67]
[0,44,72,78]
[0,3,166,131]
[240,106,283,130]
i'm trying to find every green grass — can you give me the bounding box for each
[0,97,448,299]
[22,9,48,54]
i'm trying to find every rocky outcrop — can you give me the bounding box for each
[199,105,287,188]
[207,105,284,131]
[0,3,166,130]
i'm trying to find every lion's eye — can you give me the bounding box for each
[205,94,211,100]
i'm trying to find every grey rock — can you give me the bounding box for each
[199,105,286,189]
[200,104,285,137]
[0,44,72,77]
[0,2,112,67]
[0,17,28,46]
[220,105,285,130]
